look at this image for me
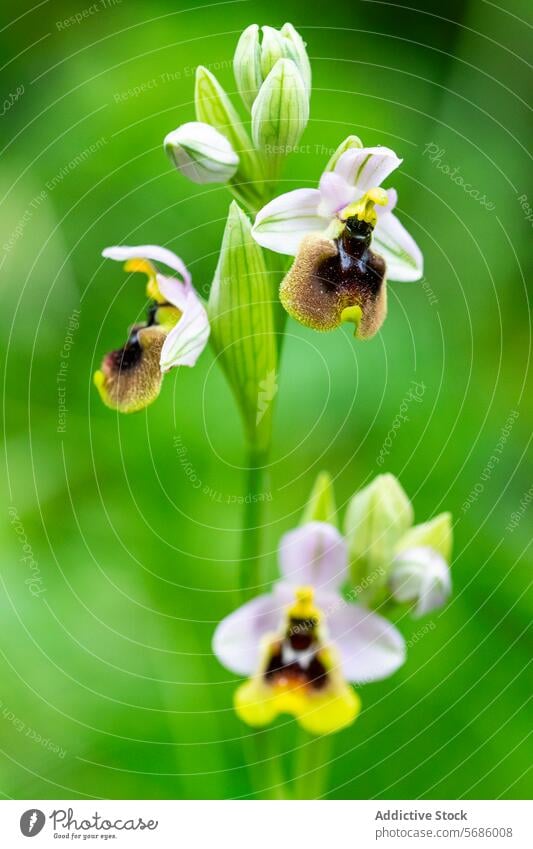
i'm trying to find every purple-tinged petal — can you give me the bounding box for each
[318,171,357,217]
[327,602,406,682]
[279,521,348,591]
[212,586,292,676]
[334,146,402,192]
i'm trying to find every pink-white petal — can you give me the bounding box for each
[318,171,357,217]
[212,590,287,676]
[334,146,402,192]
[373,211,424,282]
[103,244,191,287]
[278,521,348,592]
[326,603,406,682]
[159,286,210,370]
[252,188,325,255]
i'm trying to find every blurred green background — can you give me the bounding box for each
[1,0,531,800]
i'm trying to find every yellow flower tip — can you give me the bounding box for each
[288,586,319,621]
[298,684,361,736]
[124,257,166,303]
[340,304,362,335]
[93,369,107,402]
[340,187,389,228]
[234,677,361,735]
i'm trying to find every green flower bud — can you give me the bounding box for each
[164,121,239,184]
[344,474,414,591]
[325,134,363,172]
[195,66,264,208]
[395,512,453,561]
[234,23,311,110]
[301,471,337,526]
[252,58,309,173]
[233,24,263,111]
[279,23,311,93]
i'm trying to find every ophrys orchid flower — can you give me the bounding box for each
[252,143,423,337]
[94,245,210,413]
[213,521,405,735]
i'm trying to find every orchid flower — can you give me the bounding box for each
[213,521,406,735]
[94,245,210,413]
[252,143,423,337]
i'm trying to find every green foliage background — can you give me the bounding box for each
[0,0,530,799]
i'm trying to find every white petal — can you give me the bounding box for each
[278,521,348,591]
[372,211,424,282]
[390,547,451,618]
[334,146,402,192]
[252,188,325,255]
[326,602,406,682]
[103,244,191,287]
[318,171,357,217]
[159,285,210,370]
[212,590,288,676]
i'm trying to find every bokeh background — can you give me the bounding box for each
[1,0,531,800]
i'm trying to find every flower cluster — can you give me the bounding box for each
[94,22,423,415]
[214,473,452,734]
[90,18,454,757]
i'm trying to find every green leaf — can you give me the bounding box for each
[195,66,264,209]
[208,202,277,453]
[301,471,337,526]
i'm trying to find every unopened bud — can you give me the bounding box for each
[164,121,239,184]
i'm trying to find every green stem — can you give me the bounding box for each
[293,732,332,799]
[245,729,291,799]
[238,446,268,602]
